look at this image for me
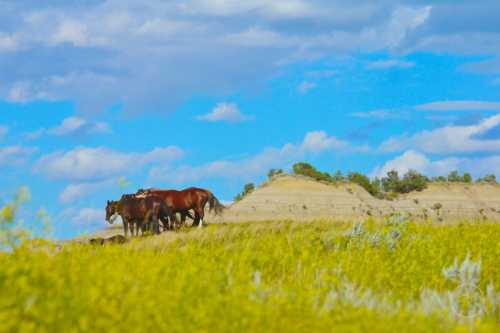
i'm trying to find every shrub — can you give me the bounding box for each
[381,170,428,194]
[234,183,255,202]
[447,170,462,182]
[400,170,428,193]
[347,172,380,197]
[463,172,472,183]
[431,176,447,182]
[292,162,333,183]
[381,170,400,193]
[267,169,284,179]
[477,174,497,184]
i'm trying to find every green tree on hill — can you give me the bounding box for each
[267,168,284,179]
[292,162,333,183]
[477,174,497,184]
[447,170,462,182]
[382,170,401,193]
[234,183,255,202]
[463,172,472,183]
[347,172,380,197]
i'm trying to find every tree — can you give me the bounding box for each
[233,183,255,202]
[332,170,344,182]
[431,176,447,182]
[348,172,380,197]
[267,169,283,179]
[447,170,461,182]
[243,183,255,195]
[463,172,472,183]
[477,174,497,184]
[382,170,400,193]
[292,162,332,182]
[400,170,428,193]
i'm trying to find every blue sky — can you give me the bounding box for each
[1,1,500,238]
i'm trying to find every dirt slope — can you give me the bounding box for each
[215,174,500,222]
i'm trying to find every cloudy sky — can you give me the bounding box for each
[1,0,500,238]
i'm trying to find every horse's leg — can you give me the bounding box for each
[195,207,205,228]
[123,220,128,237]
[192,211,200,227]
[180,212,187,227]
[127,220,134,237]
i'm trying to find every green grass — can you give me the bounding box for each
[1,219,500,332]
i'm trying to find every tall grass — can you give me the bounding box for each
[1,219,500,332]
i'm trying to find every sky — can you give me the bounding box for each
[1,0,500,238]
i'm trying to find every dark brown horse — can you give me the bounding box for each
[136,187,224,228]
[105,195,171,236]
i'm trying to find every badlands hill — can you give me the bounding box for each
[215,174,500,222]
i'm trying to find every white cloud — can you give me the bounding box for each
[6,81,53,103]
[48,117,111,136]
[50,20,90,47]
[371,150,500,179]
[366,59,415,70]
[179,0,316,18]
[71,208,105,226]
[196,103,252,122]
[59,179,114,204]
[150,130,366,183]
[223,27,294,48]
[0,146,37,166]
[416,100,500,112]
[35,146,183,181]
[300,130,366,153]
[379,114,500,154]
[297,81,317,94]
[0,32,19,52]
[0,2,436,112]
[0,125,8,140]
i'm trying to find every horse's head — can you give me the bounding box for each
[105,200,119,224]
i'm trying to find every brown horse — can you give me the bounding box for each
[105,195,171,236]
[135,189,194,230]
[136,187,224,228]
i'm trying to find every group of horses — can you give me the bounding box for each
[105,187,224,237]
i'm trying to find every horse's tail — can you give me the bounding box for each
[208,191,225,215]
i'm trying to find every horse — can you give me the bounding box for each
[105,195,171,236]
[136,187,224,228]
[135,189,194,230]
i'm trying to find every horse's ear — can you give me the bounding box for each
[107,200,110,204]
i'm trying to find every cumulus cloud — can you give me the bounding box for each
[59,179,115,204]
[379,114,500,154]
[0,146,37,166]
[35,146,183,181]
[0,1,438,113]
[150,130,366,183]
[48,117,111,136]
[366,59,415,70]
[70,208,105,226]
[196,103,252,122]
[371,150,500,179]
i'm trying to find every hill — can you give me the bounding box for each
[216,174,500,222]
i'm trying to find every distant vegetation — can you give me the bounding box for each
[234,183,255,202]
[267,168,284,179]
[290,162,497,198]
[233,163,497,202]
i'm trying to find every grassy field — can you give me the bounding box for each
[1,218,500,332]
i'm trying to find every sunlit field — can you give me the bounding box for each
[1,218,500,332]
